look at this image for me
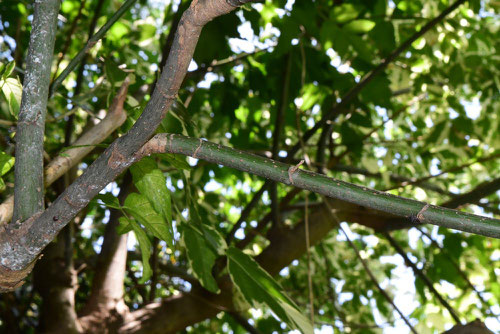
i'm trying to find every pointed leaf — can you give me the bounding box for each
[182,222,219,293]
[0,152,14,176]
[130,157,173,242]
[1,77,22,117]
[227,247,313,334]
[95,193,122,210]
[344,19,376,33]
[120,217,152,283]
[1,61,15,80]
[124,193,172,244]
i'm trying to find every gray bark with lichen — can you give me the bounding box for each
[13,0,60,224]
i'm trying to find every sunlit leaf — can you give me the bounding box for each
[124,193,172,244]
[0,77,22,117]
[131,157,173,244]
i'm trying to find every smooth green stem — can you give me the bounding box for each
[144,134,500,239]
[13,0,60,224]
[49,0,137,96]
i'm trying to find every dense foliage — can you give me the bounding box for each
[0,0,499,333]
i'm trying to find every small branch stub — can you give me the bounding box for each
[288,160,304,184]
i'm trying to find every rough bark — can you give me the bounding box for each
[0,0,243,289]
[33,227,81,334]
[78,173,133,332]
[0,78,129,226]
[13,0,60,224]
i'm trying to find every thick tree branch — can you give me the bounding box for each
[0,79,129,225]
[222,0,469,241]
[136,134,500,238]
[12,0,60,224]
[0,0,247,290]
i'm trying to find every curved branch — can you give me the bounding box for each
[0,0,247,290]
[136,134,500,238]
[383,232,462,324]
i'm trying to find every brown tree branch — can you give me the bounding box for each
[0,79,129,226]
[0,0,248,292]
[79,173,132,332]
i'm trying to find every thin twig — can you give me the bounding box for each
[287,0,467,159]
[49,0,138,96]
[328,214,418,334]
[383,231,462,324]
[304,195,314,324]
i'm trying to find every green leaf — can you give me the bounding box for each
[227,247,313,334]
[162,153,191,170]
[182,222,220,293]
[300,83,331,111]
[1,61,15,80]
[130,157,173,243]
[104,58,127,85]
[187,202,227,255]
[124,193,172,243]
[344,20,375,33]
[0,77,23,117]
[330,4,359,23]
[0,152,14,176]
[120,216,152,283]
[108,21,129,42]
[117,217,133,234]
[95,193,122,210]
[200,224,227,256]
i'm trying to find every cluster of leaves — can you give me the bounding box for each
[0,0,499,333]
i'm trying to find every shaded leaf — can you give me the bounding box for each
[120,216,152,283]
[182,222,219,293]
[227,247,313,334]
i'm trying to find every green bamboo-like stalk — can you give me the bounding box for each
[49,0,137,96]
[142,134,500,238]
[13,0,61,224]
